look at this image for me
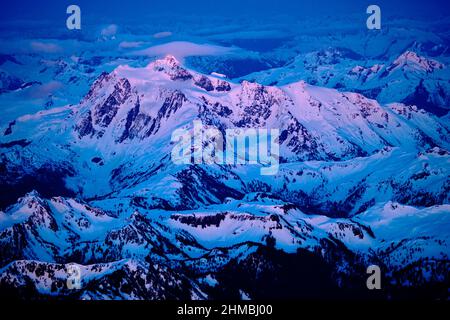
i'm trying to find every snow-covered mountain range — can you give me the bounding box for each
[244,49,450,116]
[1,54,449,299]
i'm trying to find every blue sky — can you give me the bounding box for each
[1,0,449,22]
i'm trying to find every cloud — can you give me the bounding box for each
[153,31,173,39]
[119,41,145,49]
[30,41,63,53]
[23,81,63,99]
[133,41,235,60]
[101,24,118,37]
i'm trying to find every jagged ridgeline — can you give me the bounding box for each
[0,55,449,299]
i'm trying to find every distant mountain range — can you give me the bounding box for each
[243,49,450,116]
